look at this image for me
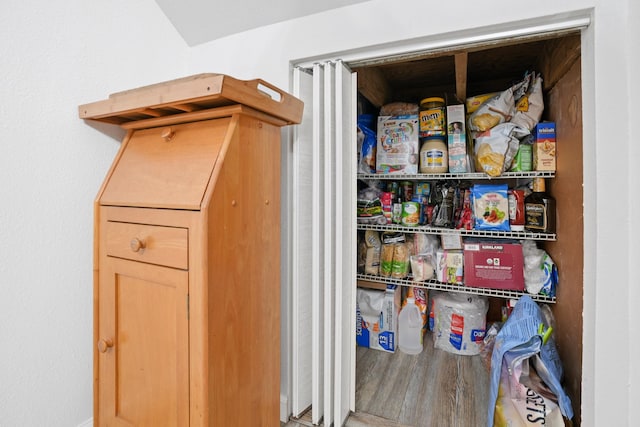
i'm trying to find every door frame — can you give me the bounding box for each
[284,10,595,424]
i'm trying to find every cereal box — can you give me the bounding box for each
[376,115,419,174]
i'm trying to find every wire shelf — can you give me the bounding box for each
[357,171,555,180]
[356,223,556,241]
[356,274,556,304]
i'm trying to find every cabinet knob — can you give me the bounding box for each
[98,338,114,353]
[161,127,174,142]
[130,237,146,252]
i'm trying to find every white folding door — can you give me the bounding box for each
[291,61,357,426]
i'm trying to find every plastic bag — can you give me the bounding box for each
[468,87,518,132]
[474,123,530,177]
[511,74,544,131]
[358,115,377,174]
[432,292,488,355]
[488,295,573,426]
[357,182,386,225]
[522,240,558,297]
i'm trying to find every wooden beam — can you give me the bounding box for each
[454,52,468,103]
[354,67,391,108]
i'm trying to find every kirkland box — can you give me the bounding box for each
[356,285,400,352]
[533,121,556,171]
[376,115,420,174]
[463,241,524,291]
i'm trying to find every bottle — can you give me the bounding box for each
[392,196,403,224]
[508,189,526,231]
[398,297,424,354]
[419,136,448,173]
[524,178,556,233]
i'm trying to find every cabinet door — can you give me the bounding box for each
[97,257,189,426]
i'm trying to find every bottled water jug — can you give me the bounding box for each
[398,297,423,354]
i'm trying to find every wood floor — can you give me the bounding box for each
[284,332,490,427]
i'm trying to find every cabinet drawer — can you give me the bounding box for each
[105,221,188,269]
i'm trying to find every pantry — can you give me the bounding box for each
[290,24,585,427]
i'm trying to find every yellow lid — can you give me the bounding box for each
[420,97,445,106]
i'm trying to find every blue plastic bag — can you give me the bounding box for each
[488,295,573,426]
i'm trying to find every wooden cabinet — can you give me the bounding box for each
[80,74,303,426]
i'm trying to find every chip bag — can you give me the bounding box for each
[474,123,530,177]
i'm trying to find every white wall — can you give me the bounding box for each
[188,1,639,426]
[1,0,637,426]
[626,0,640,423]
[0,1,188,425]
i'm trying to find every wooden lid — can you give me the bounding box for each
[78,73,303,126]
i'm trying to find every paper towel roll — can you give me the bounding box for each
[433,292,488,355]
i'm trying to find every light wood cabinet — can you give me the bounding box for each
[80,74,303,426]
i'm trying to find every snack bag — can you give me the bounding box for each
[467,83,520,132]
[511,73,544,131]
[474,123,530,177]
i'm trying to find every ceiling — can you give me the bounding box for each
[154,0,372,46]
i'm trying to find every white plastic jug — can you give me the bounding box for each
[398,297,424,354]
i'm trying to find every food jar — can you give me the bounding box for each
[419,97,446,137]
[419,136,448,173]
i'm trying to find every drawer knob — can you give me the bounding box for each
[98,338,114,353]
[130,237,146,252]
[161,127,175,142]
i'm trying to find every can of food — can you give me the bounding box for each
[401,201,421,226]
[419,97,446,137]
[412,194,426,225]
[400,181,414,202]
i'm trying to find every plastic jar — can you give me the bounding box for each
[419,97,446,137]
[420,136,448,173]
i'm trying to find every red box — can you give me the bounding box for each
[463,242,524,291]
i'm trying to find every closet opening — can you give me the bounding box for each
[351,31,583,426]
[288,22,587,427]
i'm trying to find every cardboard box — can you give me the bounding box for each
[533,121,556,171]
[446,104,469,173]
[463,241,524,291]
[356,285,400,352]
[376,115,420,174]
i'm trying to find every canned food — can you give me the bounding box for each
[401,201,421,226]
[419,97,446,137]
[400,181,414,202]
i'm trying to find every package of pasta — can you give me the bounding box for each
[474,123,530,177]
[380,232,405,277]
[391,242,411,279]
